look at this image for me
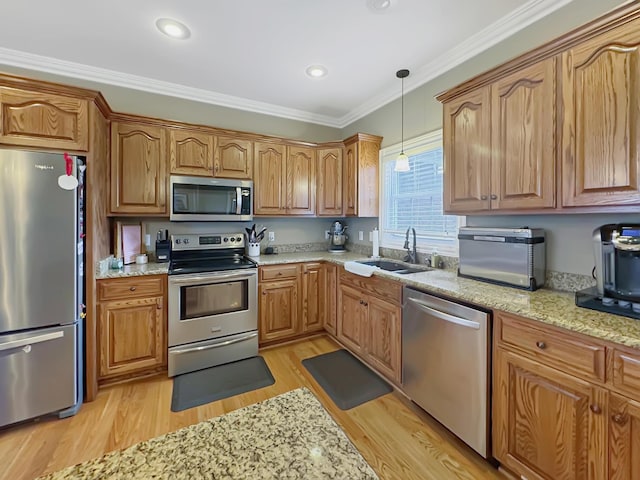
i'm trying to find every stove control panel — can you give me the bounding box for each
[170,233,246,251]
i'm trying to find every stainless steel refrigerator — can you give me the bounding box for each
[0,149,84,428]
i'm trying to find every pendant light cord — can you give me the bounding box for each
[401,75,404,154]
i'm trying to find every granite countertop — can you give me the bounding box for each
[96,262,169,280]
[255,252,640,350]
[38,388,378,480]
[94,250,640,349]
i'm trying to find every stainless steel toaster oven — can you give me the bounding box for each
[458,227,546,290]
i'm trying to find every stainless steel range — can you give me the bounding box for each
[168,233,258,377]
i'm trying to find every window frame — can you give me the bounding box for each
[378,129,464,257]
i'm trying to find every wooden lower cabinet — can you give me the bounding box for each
[258,278,299,342]
[321,263,338,335]
[302,262,323,332]
[609,393,640,480]
[96,276,167,384]
[336,271,402,383]
[493,347,607,480]
[337,284,366,353]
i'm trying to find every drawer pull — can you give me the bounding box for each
[130,286,136,291]
[612,413,627,425]
[590,404,602,414]
[481,195,487,200]
[535,341,547,350]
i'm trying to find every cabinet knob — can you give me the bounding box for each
[535,341,547,350]
[612,413,627,425]
[590,404,602,414]
[359,300,363,304]
[490,194,498,200]
[156,300,162,310]
[363,302,368,307]
[262,291,267,295]
[481,195,488,200]
[130,286,136,292]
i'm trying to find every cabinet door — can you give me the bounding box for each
[317,148,343,216]
[493,348,607,480]
[442,86,491,213]
[169,129,214,176]
[286,146,315,215]
[302,263,323,332]
[0,87,89,151]
[254,142,286,215]
[337,284,365,354]
[110,122,167,214]
[321,263,338,336]
[258,279,299,342]
[343,142,357,216]
[365,296,401,383]
[98,296,165,378]
[355,139,380,217]
[609,393,640,480]
[491,58,556,210]
[213,136,253,179]
[561,20,640,207]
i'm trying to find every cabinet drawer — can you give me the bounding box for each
[97,276,165,301]
[339,269,402,305]
[260,264,299,281]
[498,312,606,382]
[612,349,640,399]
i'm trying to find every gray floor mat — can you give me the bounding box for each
[171,356,275,412]
[302,349,392,410]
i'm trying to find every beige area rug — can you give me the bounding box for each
[38,388,379,480]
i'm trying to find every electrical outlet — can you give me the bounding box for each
[325,230,330,240]
[358,231,364,241]
[369,231,373,241]
[268,231,275,242]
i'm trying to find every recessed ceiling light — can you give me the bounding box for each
[367,0,392,13]
[156,18,191,39]
[306,65,328,78]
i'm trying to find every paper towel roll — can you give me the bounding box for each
[371,228,380,258]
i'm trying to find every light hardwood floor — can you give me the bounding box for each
[0,335,503,480]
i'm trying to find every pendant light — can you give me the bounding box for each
[395,68,410,172]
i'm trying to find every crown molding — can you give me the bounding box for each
[0,0,573,129]
[0,47,342,128]
[337,0,575,127]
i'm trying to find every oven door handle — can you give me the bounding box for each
[171,332,258,355]
[169,270,257,285]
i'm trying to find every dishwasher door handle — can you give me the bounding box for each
[408,298,481,329]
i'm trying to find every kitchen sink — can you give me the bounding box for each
[356,259,431,275]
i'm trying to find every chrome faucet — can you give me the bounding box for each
[403,227,417,264]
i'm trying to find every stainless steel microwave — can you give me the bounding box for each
[169,176,253,221]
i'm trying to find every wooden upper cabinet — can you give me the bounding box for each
[491,58,556,210]
[493,348,607,480]
[317,147,343,216]
[443,86,491,213]
[343,134,382,217]
[0,87,88,151]
[254,142,286,214]
[110,122,167,215]
[254,142,315,216]
[562,20,640,207]
[169,129,214,176]
[214,136,253,179]
[286,146,315,215]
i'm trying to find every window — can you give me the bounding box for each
[379,129,464,256]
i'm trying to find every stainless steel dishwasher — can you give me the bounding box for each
[402,286,491,458]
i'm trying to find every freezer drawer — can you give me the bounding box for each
[0,324,77,427]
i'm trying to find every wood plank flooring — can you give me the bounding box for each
[0,336,503,480]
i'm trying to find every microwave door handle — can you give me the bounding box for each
[236,187,242,215]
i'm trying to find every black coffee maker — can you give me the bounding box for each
[593,224,640,302]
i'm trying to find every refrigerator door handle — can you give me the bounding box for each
[0,331,64,353]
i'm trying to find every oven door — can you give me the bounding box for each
[168,269,258,347]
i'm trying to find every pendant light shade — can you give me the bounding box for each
[395,68,410,172]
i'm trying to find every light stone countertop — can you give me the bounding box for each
[94,250,640,349]
[95,262,169,280]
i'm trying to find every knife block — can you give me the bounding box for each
[155,240,171,263]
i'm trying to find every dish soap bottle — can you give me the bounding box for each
[431,250,441,269]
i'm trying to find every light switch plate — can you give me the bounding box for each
[358,231,364,241]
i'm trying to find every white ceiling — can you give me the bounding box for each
[0,0,575,127]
